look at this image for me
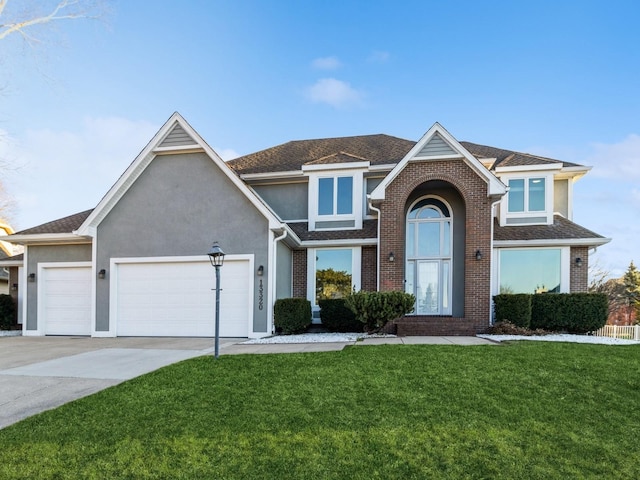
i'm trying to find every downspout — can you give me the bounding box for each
[270,229,288,334]
[367,195,381,291]
[489,197,502,325]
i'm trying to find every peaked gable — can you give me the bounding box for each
[370,122,506,201]
[75,112,284,236]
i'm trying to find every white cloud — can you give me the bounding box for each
[306,78,365,108]
[587,134,640,181]
[7,116,159,230]
[311,56,342,70]
[368,50,390,63]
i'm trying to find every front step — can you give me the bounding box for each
[395,316,476,336]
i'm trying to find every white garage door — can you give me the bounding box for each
[41,265,92,336]
[114,258,251,337]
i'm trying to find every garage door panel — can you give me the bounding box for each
[42,266,92,336]
[115,259,251,337]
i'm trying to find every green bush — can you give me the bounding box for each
[345,291,415,332]
[0,294,16,330]
[493,294,532,328]
[318,298,363,333]
[274,298,312,335]
[531,293,607,333]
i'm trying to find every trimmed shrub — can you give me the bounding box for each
[493,294,532,328]
[0,294,16,330]
[345,291,415,333]
[274,298,312,335]
[532,293,608,333]
[319,298,363,333]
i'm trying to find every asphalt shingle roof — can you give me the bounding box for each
[14,210,93,235]
[288,220,378,242]
[461,142,583,169]
[228,134,415,175]
[494,215,606,242]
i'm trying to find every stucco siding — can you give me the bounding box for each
[276,241,292,299]
[96,152,270,334]
[25,244,92,331]
[252,183,308,220]
[554,179,569,218]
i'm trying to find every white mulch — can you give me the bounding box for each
[478,334,640,345]
[242,332,639,345]
[241,332,386,344]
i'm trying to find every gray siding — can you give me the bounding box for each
[96,152,270,334]
[25,244,92,331]
[252,183,308,220]
[276,241,292,299]
[554,179,569,217]
[416,133,458,157]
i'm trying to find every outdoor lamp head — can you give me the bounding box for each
[207,243,225,267]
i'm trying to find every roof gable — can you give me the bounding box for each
[75,112,284,236]
[370,123,507,201]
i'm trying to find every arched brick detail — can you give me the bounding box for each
[378,159,494,333]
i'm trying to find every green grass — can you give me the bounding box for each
[1,342,639,479]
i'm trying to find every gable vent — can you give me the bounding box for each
[158,124,197,148]
[416,132,458,157]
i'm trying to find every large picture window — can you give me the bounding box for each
[499,248,562,294]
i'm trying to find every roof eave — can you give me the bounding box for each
[494,237,611,247]
[0,233,92,246]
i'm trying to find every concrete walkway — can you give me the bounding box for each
[0,335,495,429]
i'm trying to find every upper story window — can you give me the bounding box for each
[499,172,554,226]
[318,176,353,216]
[508,178,545,213]
[306,167,365,231]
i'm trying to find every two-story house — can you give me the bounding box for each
[1,113,609,337]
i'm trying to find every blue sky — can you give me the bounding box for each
[1,0,638,277]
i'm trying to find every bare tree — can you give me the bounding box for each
[0,1,105,43]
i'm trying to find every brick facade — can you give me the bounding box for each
[570,246,589,292]
[377,159,495,334]
[292,249,307,298]
[361,245,377,292]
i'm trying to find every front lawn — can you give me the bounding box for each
[1,342,639,479]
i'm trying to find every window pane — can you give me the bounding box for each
[336,177,353,214]
[528,178,545,211]
[443,221,451,256]
[508,179,524,212]
[407,223,415,257]
[418,223,440,256]
[405,260,415,297]
[417,261,439,314]
[442,261,450,310]
[418,207,440,219]
[499,249,561,294]
[318,178,334,215]
[316,249,352,304]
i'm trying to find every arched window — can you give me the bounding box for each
[406,197,453,315]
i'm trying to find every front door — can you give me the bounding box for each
[405,197,452,315]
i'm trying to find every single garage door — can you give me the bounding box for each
[41,264,92,336]
[114,258,251,337]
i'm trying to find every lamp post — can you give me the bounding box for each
[207,242,225,359]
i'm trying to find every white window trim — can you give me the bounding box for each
[492,246,570,296]
[307,247,362,320]
[499,172,554,226]
[308,169,364,231]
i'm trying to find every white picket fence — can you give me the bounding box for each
[593,325,640,341]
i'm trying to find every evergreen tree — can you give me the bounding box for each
[622,261,640,323]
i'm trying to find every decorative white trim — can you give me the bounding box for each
[240,170,305,180]
[75,112,285,236]
[308,169,364,231]
[493,238,611,247]
[494,164,563,173]
[299,239,377,248]
[5,233,91,245]
[370,122,507,201]
[302,161,370,172]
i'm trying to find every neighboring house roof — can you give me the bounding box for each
[460,142,583,169]
[13,210,94,235]
[228,134,415,174]
[288,220,378,243]
[493,215,609,246]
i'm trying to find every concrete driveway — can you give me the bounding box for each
[0,336,240,429]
